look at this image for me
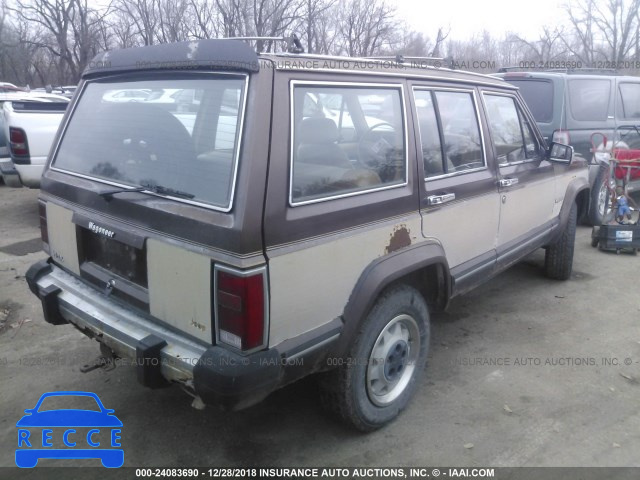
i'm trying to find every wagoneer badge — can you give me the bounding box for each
[88,222,115,238]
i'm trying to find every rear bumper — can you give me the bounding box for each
[26,259,284,410]
[14,163,44,188]
[0,159,22,187]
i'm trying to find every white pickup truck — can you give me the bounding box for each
[1,95,69,188]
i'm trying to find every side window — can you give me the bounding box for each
[291,84,406,204]
[568,79,611,121]
[617,83,640,120]
[484,94,537,164]
[433,91,484,172]
[414,90,445,177]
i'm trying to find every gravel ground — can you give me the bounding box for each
[1,184,639,477]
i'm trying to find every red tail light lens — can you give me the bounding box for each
[9,127,29,157]
[215,266,268,352]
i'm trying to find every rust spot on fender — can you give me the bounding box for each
[385,225,411,254]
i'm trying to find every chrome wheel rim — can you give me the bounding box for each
[366,314,420,406]
[597,170,613,218]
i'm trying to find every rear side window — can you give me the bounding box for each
[291,83,406,205]
[506,79,554,123]
[52,75,246,211]
[484,94,539,164]
[568,79,611,121]
[437,91,484,174]
[617,83,640,120]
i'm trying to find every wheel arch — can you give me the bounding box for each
[330,241,451,359]
[553,177,589,242]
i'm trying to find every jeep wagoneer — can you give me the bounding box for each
[27,39,588,431]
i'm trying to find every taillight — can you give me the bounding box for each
[214,265,268,353]
[38,200,49,251]
[9,127,30,159]
[552,129,570,145]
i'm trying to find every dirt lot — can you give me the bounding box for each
[1,184,639,474]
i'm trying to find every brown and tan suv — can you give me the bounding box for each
[26,39,588,431]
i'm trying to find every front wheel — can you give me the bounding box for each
[545,202,577,280]
[319,285,429,431]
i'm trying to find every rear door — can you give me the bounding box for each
[412,84,500,292]
[481,91,555,266]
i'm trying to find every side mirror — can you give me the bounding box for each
[548,142,573,163]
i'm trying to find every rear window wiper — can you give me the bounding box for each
[99,185,147,201]
[99,183,195,201]
[140,182,195,199]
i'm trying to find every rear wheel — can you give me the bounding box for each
[319,285,429,431]
[545,202,577,280]
[588,164,611,225]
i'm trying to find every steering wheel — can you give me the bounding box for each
[358,122,397,169]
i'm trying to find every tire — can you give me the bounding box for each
[588,164,611,225]
[319,285,429,432]
[545,202,577,280]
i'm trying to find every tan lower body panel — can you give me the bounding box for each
[147,238,213,344]
[267,215,423,347]
[422,193,500,268]
[46,202,80,275]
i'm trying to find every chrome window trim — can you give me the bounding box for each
[49,71,249,213]
[213,263,270,355]
[289,80,409,207]
[269,59,516,89]
[481,90,541,166]
[413,86,488,182]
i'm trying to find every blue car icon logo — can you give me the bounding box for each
[16,391,123,468]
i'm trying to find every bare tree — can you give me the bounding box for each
[512,26,566,63]
[336,0,397,57]
[430,27,449,57]
[563,0,640,64]
[113,0,158,46]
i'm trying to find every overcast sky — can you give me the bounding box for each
[395,0,566,41]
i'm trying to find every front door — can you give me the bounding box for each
[481,92,555,267]
[413,86,500,293]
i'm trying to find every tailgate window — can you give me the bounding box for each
[52,74,246,211]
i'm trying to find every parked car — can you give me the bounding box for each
[1,93,67,184]
[1,97,69,188]
[495,70,640,224]
[26,39,588,431]
[102,89,151,102]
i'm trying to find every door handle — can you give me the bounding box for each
[426,193,456,205]
[499,177,519,187]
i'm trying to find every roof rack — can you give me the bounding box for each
[368,55,453,68]
[227,34,304,54]
[498,66,619,75]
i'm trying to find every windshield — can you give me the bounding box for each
[53,74,246,210]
